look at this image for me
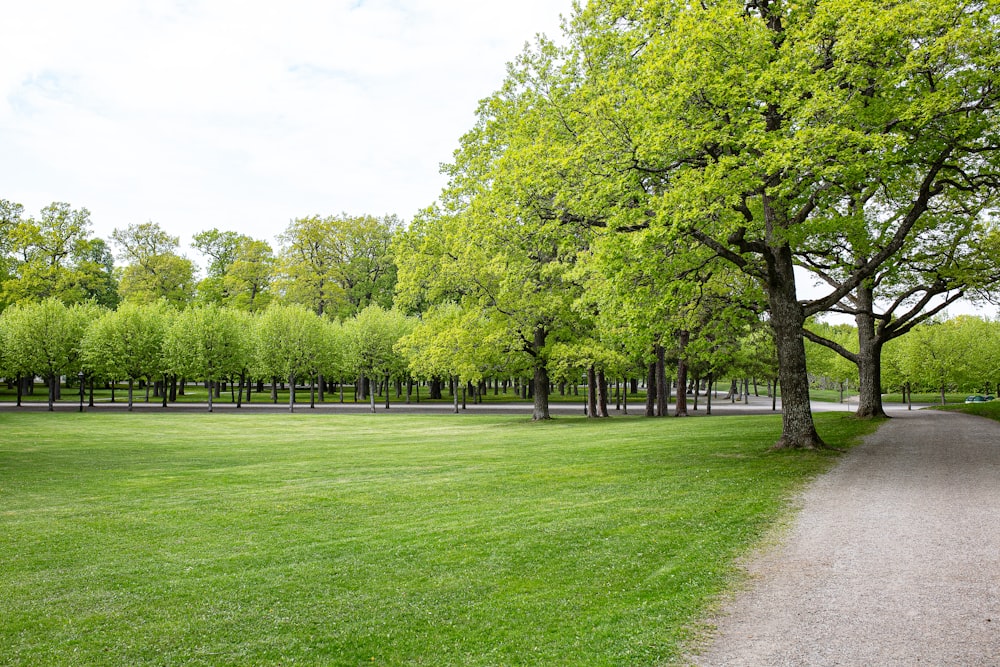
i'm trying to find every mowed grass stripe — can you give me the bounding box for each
[0,412,876,665]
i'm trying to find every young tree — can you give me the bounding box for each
[396,304,503,413]
[252,304,326,412]
[344,305,413,413]
[163,305,250,412]
[0,298,92,410]
[81,302,169,410]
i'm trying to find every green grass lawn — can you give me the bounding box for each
[0,412,877,665]
[881,391,974,405]
[932,399,1000,421]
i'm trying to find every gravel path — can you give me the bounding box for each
[691,410,1000,666]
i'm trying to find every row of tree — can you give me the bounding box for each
[0,297,780,414]
[391,0,1000,447]
[0,299,410,412]
[808,315,1000,404]
[0,202,401,319]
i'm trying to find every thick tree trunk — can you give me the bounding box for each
[854,286,888,419]
[531,326,551,420]
[768,264,824,449]
[675,330,689,417]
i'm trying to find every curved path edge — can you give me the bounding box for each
[689,410,1000,666]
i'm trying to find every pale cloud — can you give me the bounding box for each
[0,0,570,262]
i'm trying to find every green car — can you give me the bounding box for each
[965,395,987,403]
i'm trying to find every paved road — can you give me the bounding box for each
[691,410,1000,666]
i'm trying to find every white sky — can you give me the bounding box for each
[1,0,571,267]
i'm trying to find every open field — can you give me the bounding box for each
[0,412,877,665]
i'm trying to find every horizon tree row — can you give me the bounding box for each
[0,201,402,319]
[0,297,777,416]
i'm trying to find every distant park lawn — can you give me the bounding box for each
[934,399,1000,421]
[0,412,877,665]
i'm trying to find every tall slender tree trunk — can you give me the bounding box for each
[128,378,134,412]
[162,374,168,408]
[289,373,296,413]
[645,362,656,417]
[47,374,55,412]
[675,330,689,417]
[385,375,391,410]
[586,365,598,418]
[208,380,214,413]
[655,344,668,417]
[370,376,377,413]
[531,326,550,420]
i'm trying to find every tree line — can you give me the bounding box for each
[3,0,1000,448]
[808,315,1000,405]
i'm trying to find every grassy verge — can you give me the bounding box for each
[881,392,971,404]
[930,400,1000,421]
[0,412,878,665]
